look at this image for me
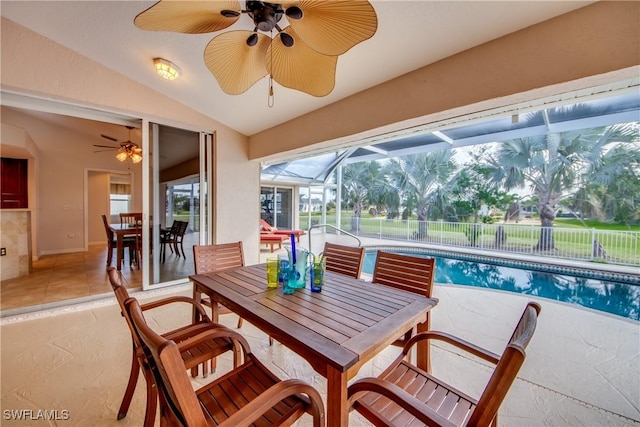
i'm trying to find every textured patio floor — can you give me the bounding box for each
[1,282,638,426]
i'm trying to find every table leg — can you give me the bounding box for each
[193,285,219,373]
[326,366,349,427]
[116,233,124,271]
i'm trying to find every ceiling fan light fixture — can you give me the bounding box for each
[115,150,129,162]
[285,7,303,20]
[246,33,259,46]
[280,32,294,47]
[131,153,143,164]
[154,58,181,80]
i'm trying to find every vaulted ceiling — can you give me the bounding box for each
[1,1,594,136]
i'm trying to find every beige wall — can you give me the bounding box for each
[1,17,260,264]
[248,1,640,161]
[213,132,261,250]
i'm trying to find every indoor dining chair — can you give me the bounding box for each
[119,212,142,225]
[348,302,541,427]
[107,267,240,427]
[102,214,136,268]
[125,297,326,427]
[322,242,365,279]
[372,250,436,352]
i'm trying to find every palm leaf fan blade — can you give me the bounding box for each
[204,31,270,95]
[268,28,337,97]
[134,0,240,33]
[283,0,377,55]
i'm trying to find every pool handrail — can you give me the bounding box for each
[307,223,362,253]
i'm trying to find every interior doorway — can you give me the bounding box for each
[86,170,133,246]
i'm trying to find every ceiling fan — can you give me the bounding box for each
[93,126,142,163]
[134,0,378,98]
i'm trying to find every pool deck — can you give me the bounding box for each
[1,282,638,426]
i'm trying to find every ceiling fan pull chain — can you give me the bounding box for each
[268,75,275,108]
[267,28,275,108]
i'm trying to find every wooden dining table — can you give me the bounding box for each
[190,264,438,426]
[108,223,138,270]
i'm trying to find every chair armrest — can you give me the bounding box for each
[348,377,457,427]
[220,378,325,427]
[175,324,251,356]
[140,296,210,322]
[403,331,500,364]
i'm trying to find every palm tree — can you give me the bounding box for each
[581,140,640,224]
[340,161,386,231]
[483,119,639,250]
[386,151,457,238]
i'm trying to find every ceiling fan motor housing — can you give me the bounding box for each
[247,1,283,32]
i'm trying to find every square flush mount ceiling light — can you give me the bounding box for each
[154,58,181,80]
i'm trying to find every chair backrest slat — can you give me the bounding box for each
[175,220,188,237]
[120,212,142,225]
[107,267,142,348]
[372,251,435,297]
[322,242,365,279]
[193,242,245,274]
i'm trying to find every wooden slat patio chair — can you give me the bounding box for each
[348,302,541,427]
[193,242,277,346]
[322,242,365,279]
[192,243,245,330]
[372,251,436,351]
[107,267,241,427]
[125,297,326,427]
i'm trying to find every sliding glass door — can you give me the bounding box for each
[261,186,294,229]
[143,122,213,289]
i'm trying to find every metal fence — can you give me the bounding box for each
[300,216,640,267]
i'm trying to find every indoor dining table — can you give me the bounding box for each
[108,222,139,270]
[190,264,438,426]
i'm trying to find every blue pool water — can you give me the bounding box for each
[362,249,640,321]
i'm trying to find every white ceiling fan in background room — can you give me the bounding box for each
[93,125,142,163]
[134,0,378,105]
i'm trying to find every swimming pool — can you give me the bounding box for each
[362,247,640,321]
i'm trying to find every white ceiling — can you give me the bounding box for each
[1,1,594,136]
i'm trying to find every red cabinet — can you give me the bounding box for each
[1,158,28,209]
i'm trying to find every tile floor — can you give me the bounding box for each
[0,244,142,313]
[1,280,638,426]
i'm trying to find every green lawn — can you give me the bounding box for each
[299,212,639,265]
[554,218,640,231]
